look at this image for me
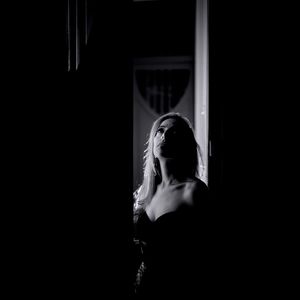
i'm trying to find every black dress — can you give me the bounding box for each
[133,188,211,299]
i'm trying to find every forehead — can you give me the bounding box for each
[159,118,180,128]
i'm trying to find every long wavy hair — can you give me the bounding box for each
[133,112,204,215]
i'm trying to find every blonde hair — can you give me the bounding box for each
[134,112,203,215]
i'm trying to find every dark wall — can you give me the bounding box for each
[132,0,195,57]
[58,3,133,298]
[3,1,133,298]
[208,1,297,297]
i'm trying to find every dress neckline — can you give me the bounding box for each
[144,210,178,224]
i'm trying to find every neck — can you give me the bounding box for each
[158,158,192,187]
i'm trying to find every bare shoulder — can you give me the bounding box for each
[189,178,208,194]
[184,178,208,206]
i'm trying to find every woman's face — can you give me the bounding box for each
[153,118,187,159]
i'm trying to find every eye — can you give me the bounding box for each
[155,127,164,135]
[171,129,177,135]
[167,127,180,136]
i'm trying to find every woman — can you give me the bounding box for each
[133,112,209,298]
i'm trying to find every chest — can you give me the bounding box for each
[146,184,191,221]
